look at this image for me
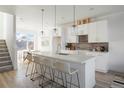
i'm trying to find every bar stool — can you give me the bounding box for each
[24,52,34,77]
[30,55,44,81]
[36,56,54,88]
[24,52,42,81]
[53,60,80,88]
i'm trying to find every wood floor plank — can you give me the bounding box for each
[0,73,9,88]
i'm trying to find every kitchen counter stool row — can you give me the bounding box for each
[24,51,80,88]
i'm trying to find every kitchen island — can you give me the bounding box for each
[32,51,96,88]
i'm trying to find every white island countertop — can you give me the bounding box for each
[32,50,96,88]
[32,51,95,64]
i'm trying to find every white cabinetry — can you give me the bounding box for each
[96,20,108,42]
[95,53,109,73]
[88,22,97,42]
[85,51,109,73]
[77,24,88,35]
[88,20,108,43]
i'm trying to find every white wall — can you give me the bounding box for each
[4,13,17,69]
[108,13,124,73]
[0,6,15,15]
[0,14,4,39]
[96,12,124,73]
[0,13,6,39]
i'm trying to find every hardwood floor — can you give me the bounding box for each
[0,62,123,88]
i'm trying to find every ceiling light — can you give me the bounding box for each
[89,8,94,11]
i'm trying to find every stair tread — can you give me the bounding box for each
[0,65,13,68]
[0,52,9,54]
[0,47,7,50]
[0,40,13,72]
[0,45,6,46]
[0,42,5,44]
[0,60,12,63]
[0,56,10,58]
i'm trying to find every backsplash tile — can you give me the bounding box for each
[66,42,109,52]
[78,43,109,52]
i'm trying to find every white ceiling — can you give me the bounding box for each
[15,5,124,31]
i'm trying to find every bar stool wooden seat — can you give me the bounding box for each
[53,60,80,88]
[30,55,44,81]
[24,52,34,77]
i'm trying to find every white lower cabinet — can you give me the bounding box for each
[85,51,109,73]
[95,53,109,73]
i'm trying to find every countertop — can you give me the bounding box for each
[32,51,95,64]
[60,50,109,56]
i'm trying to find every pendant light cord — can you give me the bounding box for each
[41,9,44,35]
[55,5,56,29]
[54,5,57,32]
[73,5,76,31]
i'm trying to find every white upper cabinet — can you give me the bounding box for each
[96,20,108,42]
[88,20,108,43]
[88,22,97,42]
[77,24,88,35]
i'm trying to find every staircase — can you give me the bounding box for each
[0,40,13,72]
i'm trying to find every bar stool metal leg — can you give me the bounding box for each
[31,63,38,81]
[56,71,60,87]
[48,67,53,87]
[48,67,52,80]
[25,62,30,77]
[51,69,55,87]
[70,74,72,88]
[40,65,47,87]
[60,72,64,87]
[64,73,67,88]
[39,64,43,76]
[30,63,35,80]
[76,72,80,88]
[39,65,45,86]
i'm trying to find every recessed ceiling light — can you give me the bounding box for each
[89,8,94,11]
[20,17,23,21]
[61,17,65,19]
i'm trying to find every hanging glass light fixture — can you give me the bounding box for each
[41,9,44,35]
[53,5,57,33]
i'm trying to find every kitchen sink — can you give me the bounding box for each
[57,53,69,55]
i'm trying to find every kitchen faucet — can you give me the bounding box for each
[56,43,61,53]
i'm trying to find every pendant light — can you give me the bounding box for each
[41,9,44,35]
[53,5,57,33]
[73,5,79,53]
